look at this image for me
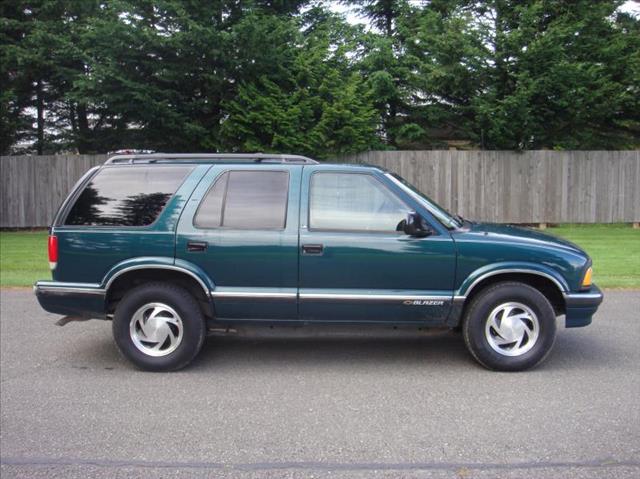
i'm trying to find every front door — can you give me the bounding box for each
[298,166,456,324]
[176,165,301,320]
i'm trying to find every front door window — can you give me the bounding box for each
[309,172,409,232]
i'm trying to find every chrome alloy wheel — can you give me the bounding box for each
[129,303,183,357]
[485,302,540,357]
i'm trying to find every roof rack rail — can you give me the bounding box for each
[104,153,318,165]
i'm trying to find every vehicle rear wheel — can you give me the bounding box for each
[112,282,205,371]
[462,282,557,371]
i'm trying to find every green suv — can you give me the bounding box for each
[34,153,603,371]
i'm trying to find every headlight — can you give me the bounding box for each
[581,267,593,289]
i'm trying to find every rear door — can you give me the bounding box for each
[298,166,457,324]
[176,165,301,320]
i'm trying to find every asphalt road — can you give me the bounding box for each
[1,289,639,479]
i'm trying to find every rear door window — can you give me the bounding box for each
[64,166,192,226]
[194,170,289,229]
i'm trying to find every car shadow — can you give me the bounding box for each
[65,324,623,373]
[191,330,471,372]
[190,325,626,373]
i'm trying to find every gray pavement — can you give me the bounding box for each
[1,289,639,478]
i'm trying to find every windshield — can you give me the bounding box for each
[386,173,462,229]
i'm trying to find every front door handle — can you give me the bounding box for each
[187,241,208,252]
[302,243,324,255]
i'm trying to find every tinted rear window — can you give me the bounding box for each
[64,166,193,226]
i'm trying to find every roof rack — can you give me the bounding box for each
[104,153,318,165]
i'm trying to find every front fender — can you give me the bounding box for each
[456,262,569,297]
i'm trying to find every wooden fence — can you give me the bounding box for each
[1,155,107,228]
[342,150,639,224]
[1,151,638,227]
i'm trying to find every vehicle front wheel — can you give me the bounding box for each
[462,282,557,371]
[112,282,206,371]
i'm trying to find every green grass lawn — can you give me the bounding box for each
[547,224,640,289]
[0,230,49,287]
[0,225,638,288]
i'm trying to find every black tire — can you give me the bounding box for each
[112,282,206,371]
[462,282,557,371]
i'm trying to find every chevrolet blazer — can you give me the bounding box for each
[34,153,603,371]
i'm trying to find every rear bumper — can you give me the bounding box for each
[563,284,603,328]
[34,281,106,318]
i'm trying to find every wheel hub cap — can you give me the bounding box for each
[130,303,183,357]
[485,302,539,357]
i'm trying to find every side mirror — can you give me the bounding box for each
[403,212,432,237]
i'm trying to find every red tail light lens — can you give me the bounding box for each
[48,235,58,270]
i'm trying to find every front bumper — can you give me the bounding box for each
[34,281,106,318]
[563,284,604,328]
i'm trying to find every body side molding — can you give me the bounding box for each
[34,281,105,295]
[299,293,450,301]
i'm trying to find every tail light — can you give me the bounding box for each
[48,235,58,270]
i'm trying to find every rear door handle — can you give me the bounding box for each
[187,241,208,252]
[302,243,324,255]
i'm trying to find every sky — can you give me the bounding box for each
[329,0,640,25]
[621,0,640,15]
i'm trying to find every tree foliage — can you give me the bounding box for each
[1,0,638,155]
[220,8,381,157]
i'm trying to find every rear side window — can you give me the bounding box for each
[194,170,289,229]
[64,166,192,226]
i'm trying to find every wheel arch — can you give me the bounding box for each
[457,269,567,321]
[452,265,569,326]
[101,258,215,319]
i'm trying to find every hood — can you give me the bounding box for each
[465,222,587,256]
